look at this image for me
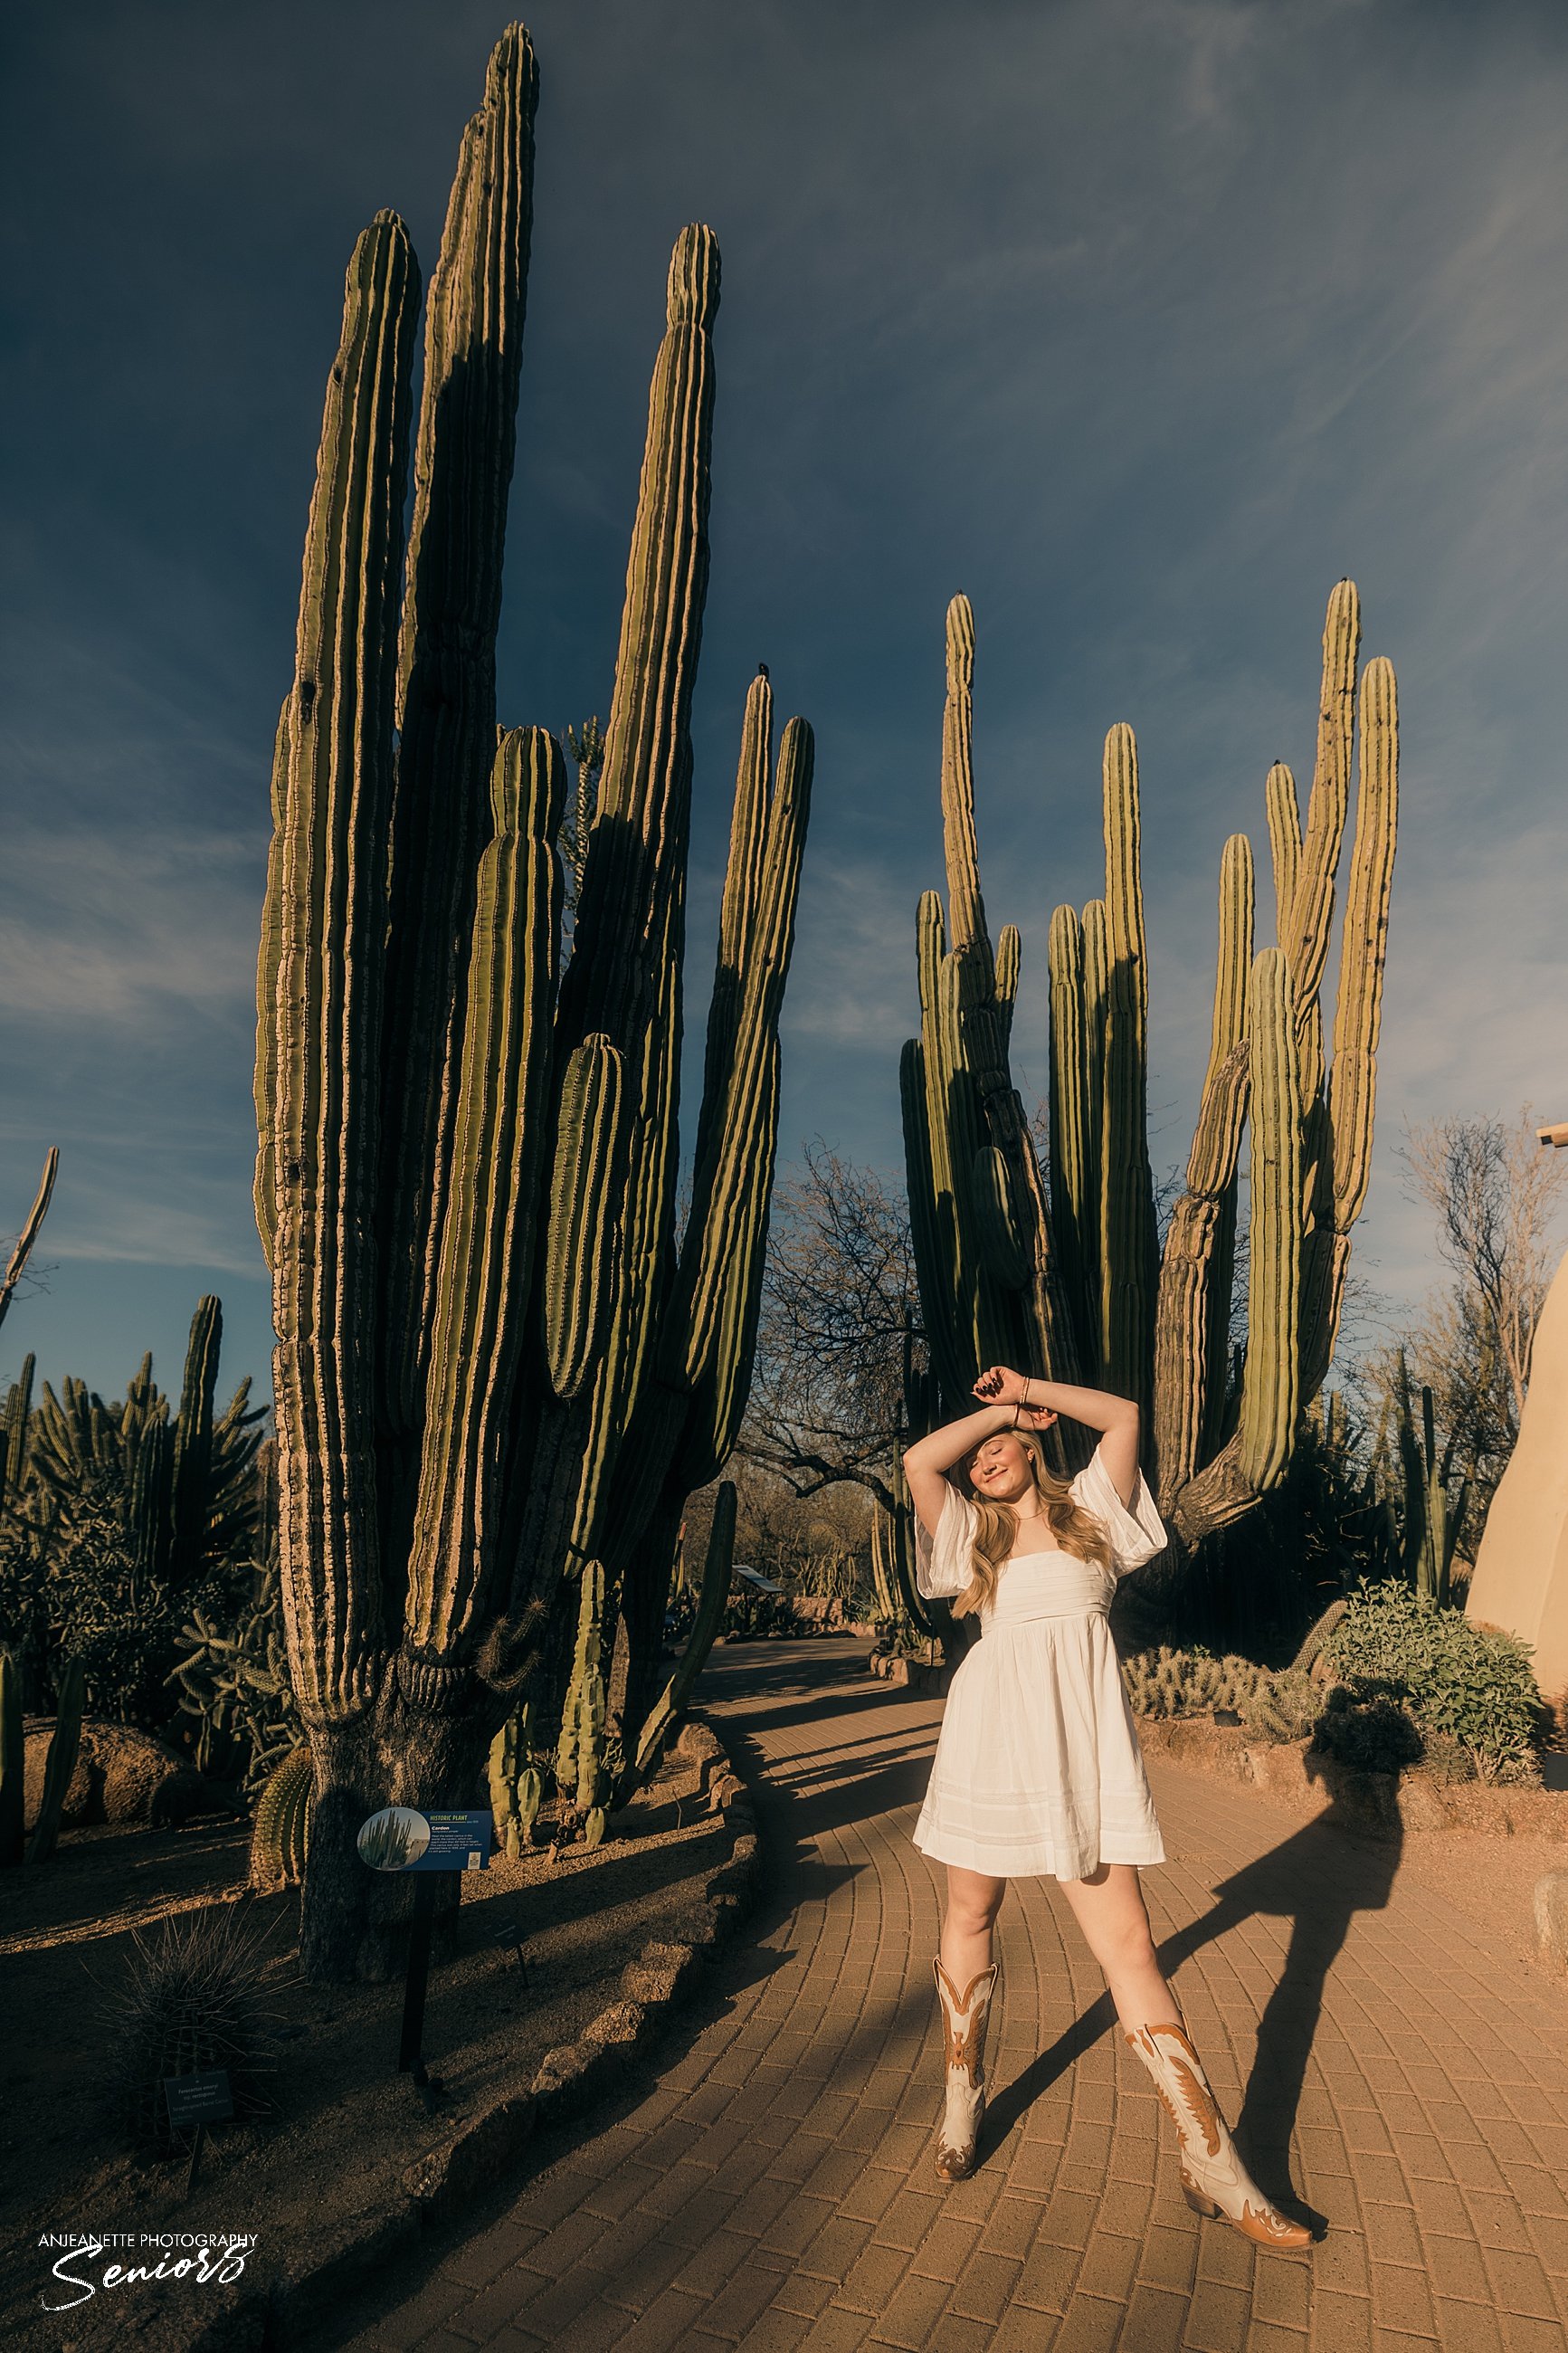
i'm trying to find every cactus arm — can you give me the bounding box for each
[1299,654,1398,1394]
[939,596,987,951]
[1098,727,1158,1417]
[404,730,565,1662]
[380,33,539,1454]
[1265,762,1300,947]
[540,1037,630,1404]
[632,1482,736,1775]
[259,214,421,1725]
[1079,897,1108,1380]
[1047,905,1095,1369]
[169,1297,222,1589]
[1279,581,1360,1022]
[994,925,1020,1051]
[1236,948,1303,1493]
[25,1658,84,1864]
[1151,834,1254,1505]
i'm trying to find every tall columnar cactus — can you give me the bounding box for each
[903,584,1397,1564]
[252,31,812,1978]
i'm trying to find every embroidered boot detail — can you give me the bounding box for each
[932,1958,998,2183]
[1125,2021,1313,2253]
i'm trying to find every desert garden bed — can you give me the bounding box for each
[0,1720,757,2352]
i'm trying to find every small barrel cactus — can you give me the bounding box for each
[249,1745,314,1891]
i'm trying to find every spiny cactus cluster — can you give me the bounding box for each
[252,27,813,1973]
[1121,1645,1266,1720]
[168,1559,299,1792]
[555,1561,611,1846]
[107,1905,276,2157]
[903,585,1397,1565]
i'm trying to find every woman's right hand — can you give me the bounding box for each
[972,1364,1027,1407]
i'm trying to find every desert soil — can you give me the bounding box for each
[0,1753,733,2352]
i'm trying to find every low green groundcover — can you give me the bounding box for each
[1324,1582,1544,1781]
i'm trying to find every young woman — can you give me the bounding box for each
[903,1364,1312,2253]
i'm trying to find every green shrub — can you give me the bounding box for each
[1324,1582,1544,1780]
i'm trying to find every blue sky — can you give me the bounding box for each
[3,0,1567,1415]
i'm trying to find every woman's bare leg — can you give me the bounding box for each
[941,1865,1007,1986]
[1055,1862,1174,2025]
[1057,1862,1312,2249]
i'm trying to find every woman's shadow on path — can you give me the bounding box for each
[984,1760,1403,2228]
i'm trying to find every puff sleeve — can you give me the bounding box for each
[1069,1446,1167,1577]
[912,1481,979,1598]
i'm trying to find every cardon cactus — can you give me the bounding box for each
[0,1648,23,1865]
[25,1655,84,1863]
[903,584,1397,1565]
[252,30,812,1977]
[249,1745,314,1891]
[107,1907,275,2156]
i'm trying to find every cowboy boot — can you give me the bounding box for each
[1124,2020,1313,2253]
[932,1958,998,2182]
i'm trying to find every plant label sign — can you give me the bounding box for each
[163,2069,234,2129]
[356,1806,491,1872]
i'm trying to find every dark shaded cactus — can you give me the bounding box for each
[632,1481,736,1775]
[903,584,1398,1567]
[25,1656,84,1863]
[0,1648,23,1865]
[252,33,812,1977]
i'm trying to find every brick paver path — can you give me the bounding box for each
[349,1639,1568,2353]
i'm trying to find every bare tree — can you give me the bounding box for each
[1352,1106,1568,1535]
[736,1140,923,1511]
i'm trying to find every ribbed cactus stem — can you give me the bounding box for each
[1265,763,1300,945]
[541,1037,629,1403]
[26,1658,84,1865]
[257,211,421,1723]
[1280,581,1360,1015]
[1151,833,1254,1503]
[1237,949,1302,1493]
[250,1745,314,1891]
[405,728,565,1659]
[939,595,986,951]
[381,28,538,1447]
[1300,653,1398,1392]
[170,1297,222,1588]
[1098,726,1157,1415]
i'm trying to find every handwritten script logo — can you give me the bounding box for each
[37,2233,257,2311]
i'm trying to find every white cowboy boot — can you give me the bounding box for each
[932,1958,998,2183]
[1124,2020,1312,2253]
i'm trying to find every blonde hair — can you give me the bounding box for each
[950,1426,1112,1618]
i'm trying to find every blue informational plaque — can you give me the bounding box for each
[406,1809,492,1872]
[356,1805,492,1872]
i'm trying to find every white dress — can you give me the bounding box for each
[910,1448,1168,1881]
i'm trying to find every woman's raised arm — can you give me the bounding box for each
[972,1365,1141,1506]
